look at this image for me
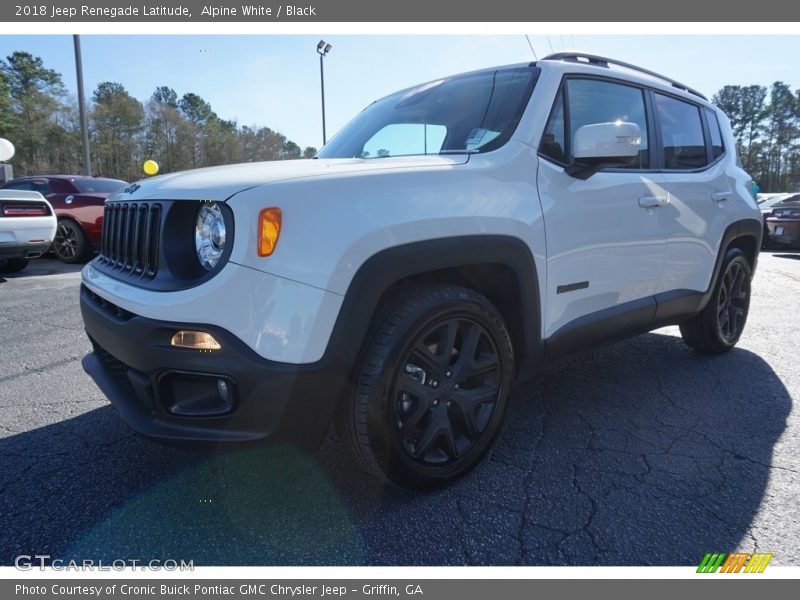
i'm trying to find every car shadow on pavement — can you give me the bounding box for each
[0,331,791,566]
[0,256,85,284]
[772,253,800,260]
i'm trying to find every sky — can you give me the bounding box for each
[0,34,798,150]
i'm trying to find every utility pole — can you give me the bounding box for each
[73,35,91,176]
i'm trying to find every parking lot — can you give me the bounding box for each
[1,252,798,566]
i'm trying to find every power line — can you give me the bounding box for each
[546,35,554,53]
[524,34,538,60]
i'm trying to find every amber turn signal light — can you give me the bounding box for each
[258,208,282,257]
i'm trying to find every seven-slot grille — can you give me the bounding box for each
[99,202,161,277]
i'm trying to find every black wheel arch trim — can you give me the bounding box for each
[325,235,544,378]
[698,217,761,312]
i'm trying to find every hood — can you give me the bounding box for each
[109,156,470,202]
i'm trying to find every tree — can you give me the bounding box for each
[1,51,69,174]
[0,70,15,138]
[761,83,798,191]
[303,146,317,158]
[712,85,767,178]
[282,140,301,159]
[143,86,192,173]
[151,85,178,108]
[178,92,217,167]
[90,82,145,180]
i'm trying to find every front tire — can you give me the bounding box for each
[337,284,515,489]
[680,247,752,353]
[53,219,92,263]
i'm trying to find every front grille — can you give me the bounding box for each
[83,284,134,321]
[99,202,161,277]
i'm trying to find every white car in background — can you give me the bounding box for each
[0,189,56,273]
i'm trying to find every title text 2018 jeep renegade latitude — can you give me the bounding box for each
[80,53,761,488]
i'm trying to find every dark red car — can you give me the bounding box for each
[0,175,127,263]
[766,198,800,248]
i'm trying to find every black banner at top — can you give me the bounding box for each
[1,0,799,22]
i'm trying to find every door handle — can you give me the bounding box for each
[638,195,668,208]
[712,191,731,202]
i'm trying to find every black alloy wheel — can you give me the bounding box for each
[717,259,750,344]
[337,284,515,489]
[393,316,502,465]
[679,247,752,353]
[53,219,90,263]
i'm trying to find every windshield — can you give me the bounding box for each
[73,179,127,194]
[317,66,539,160]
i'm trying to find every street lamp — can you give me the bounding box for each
[73,35,91,176]
[316,40,332,146]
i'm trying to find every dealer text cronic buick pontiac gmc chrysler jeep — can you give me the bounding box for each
[80,53,762,488]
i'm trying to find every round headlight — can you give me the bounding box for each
[195,203,226,270]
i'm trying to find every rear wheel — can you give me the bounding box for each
[53,219,92,263]
[680,247,752,353]
[337,284,515,489]
[0,258,29,273]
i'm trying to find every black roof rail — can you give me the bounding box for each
[542,52,707,100]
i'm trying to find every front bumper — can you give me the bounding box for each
[80,285,349,450]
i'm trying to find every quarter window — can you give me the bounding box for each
[540,90,566,163]
[705,109,725,160]
[655,94,708,169]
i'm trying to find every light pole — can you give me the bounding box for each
[316,40,332,146]
[73,35,91,176]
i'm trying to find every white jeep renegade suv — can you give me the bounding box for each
[80,53,761,488]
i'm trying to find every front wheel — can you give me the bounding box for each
[680,247,752,353]
[337,284,515,489]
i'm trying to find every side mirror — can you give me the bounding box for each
[566,122,641,180]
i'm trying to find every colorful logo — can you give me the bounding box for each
[697,552,773,573]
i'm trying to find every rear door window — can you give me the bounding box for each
[655,94,708,169]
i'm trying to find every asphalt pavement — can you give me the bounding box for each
[1,252,798,566]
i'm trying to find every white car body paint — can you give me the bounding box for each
[0,190,56,254]
[82,58,761,365]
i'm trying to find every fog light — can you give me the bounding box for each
[161,373,236,417]
[170,330,221,351]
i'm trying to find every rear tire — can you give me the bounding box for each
[0,258,29,273]
[53,219,92,264]
[680,247,752,353]
[336,284,515,489]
